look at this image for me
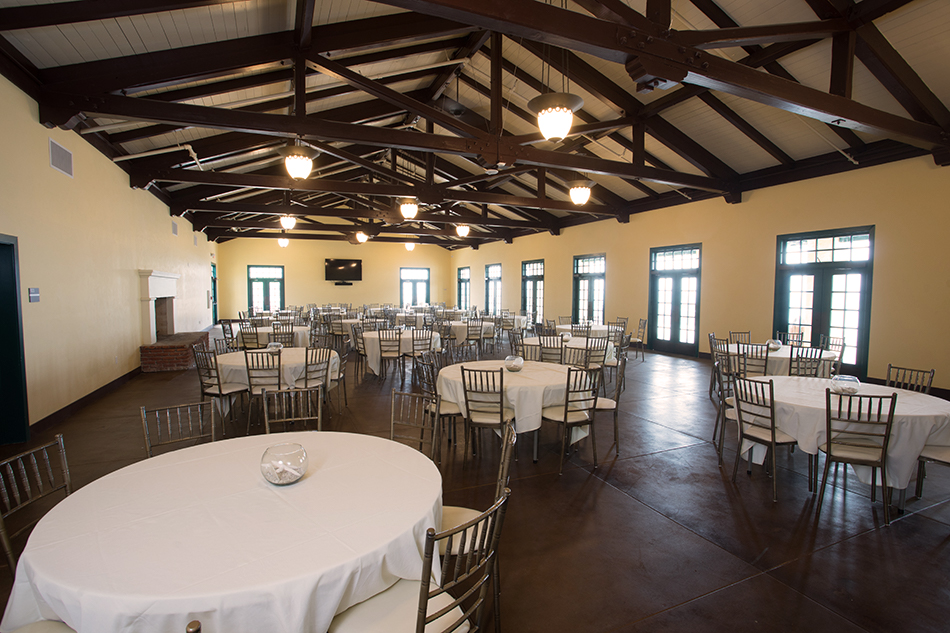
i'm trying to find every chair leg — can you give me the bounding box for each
[816,456,832,519]
[916,460,927,498]
[770,444,778,503]
[590,421,598,469]
[613,409,620,456]
[533,429,539,463]
[558,424,568,475]
[493,557,501,633]
[731,433,744,484]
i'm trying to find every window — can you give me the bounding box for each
[774,227,873,377]
[573,255,605,324]
[247,266,284,312]
[457,267,470,310]
[521,259,544,324]
[485,264,502,315]
[649,245,701,356]
[400,268,429,307]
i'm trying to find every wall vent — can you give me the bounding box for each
[172,221,178,236]
[49,139,73,177]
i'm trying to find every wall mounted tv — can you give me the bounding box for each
[325,258,362,282]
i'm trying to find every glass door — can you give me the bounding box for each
[211,263,218,324]
[773,228,872,378]
[247,266,284,313]
[400,268,430,307]
[649,245,701,356]
[572,255,605,324]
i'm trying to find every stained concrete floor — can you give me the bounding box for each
[3,345,950,632]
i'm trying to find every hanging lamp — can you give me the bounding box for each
[405,242,416,252]
[567,179,593,205]
[279,215,297,230]
[527,93,584,142]
[277,141,320,179]
[400,200,418,220]
[355,231,369,243]
[455,224,470,237]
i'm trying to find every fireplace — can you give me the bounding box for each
[138,270,180,345]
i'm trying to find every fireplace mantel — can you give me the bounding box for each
[138,270,180,345]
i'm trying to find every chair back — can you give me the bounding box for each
[0,434,71,576]
[559,367,599,426]
[213,337,238,355]
[239,320,262,349]
[465,318,484,341]
[193,348,222,396]
[885,364,934,394]
[636,318,647,341]
[586,335,609,368]
[824,390,897,468]
[508,330,524,356]
[571,323,591,337]
[729,330,751,344]
[558,316,573,325]
[378,328,403,356]
[789,346,825,377]
[775,331,804,347]
[732,377,776,440]
[538,335,563,364]
[819,334,846,375]
[390,390,440,460]
[735,342,770,377]
[271,321,295,347]
[262,387,322,433]
[461,367,507,427]
[302,346,332,388]
[412,327,433,354]
[611,355,628,401]
[245,349,282,395]
[141,402,217,458]
[420,490,510,632]
[607,323,624,346]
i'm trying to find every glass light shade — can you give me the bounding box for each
[355,231,369,243]
[277,237,289,248]
[405,242,415,251]
[456,224,470,237]
[279,215,296,230]
[400,202,418,219]
[284,154,313,179]
[569,185,591,205]
[537,106,575,141]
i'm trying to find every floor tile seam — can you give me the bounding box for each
[598,568,874,633]
[629,414,717,445]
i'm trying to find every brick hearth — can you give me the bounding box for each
[140,332,209,372]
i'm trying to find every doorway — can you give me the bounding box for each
[649,244,701,356]
[0,234,30,444]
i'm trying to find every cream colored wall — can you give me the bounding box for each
[216,239,452,317]
[0,76,215,424]
[449,157,950,387]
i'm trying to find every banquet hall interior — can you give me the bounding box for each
[2,0,950,631]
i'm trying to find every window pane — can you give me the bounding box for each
[249,267,283,279]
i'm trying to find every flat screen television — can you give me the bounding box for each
[325,258,362,282]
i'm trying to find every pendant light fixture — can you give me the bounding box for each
[277,237,289,248]
[405,242,416,251]
[567,179,593,205]
[455,224,470,238]
[400,199,418,220]
[277,141,319,179]
[355,231,369,243]
[279,215,297,230]
[527,93,584,142]
[527,37,583,142]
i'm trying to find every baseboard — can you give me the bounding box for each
[29,367,142,437]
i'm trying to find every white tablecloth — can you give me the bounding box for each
[448,320,494,343]
[749,376,950,488]
[523,336,615,362]
[437,360,570,434]
[727,343,837,377]
[555,324,609,338]
[237,326,309,349]
[0,432,442,633]
[217,348,339,389]
[362,331,441,376]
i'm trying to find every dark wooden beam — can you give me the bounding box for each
[490,32,503,136]
[674,19,848,49]
[294,0,317,49]
[830,31,856,98]
[306,53,488,138]
[46,90,725,189]
[646,0,671,29]
[0,0,234,30]
[696,92,794,165]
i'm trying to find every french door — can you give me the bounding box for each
[400,268,430,306]
[247,266,284,313]
[772,227,873,378]
[572,255,605,324]
[649,245,701,356]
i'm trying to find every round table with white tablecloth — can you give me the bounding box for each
[0,432,442,633]
[555,324,609,338]
[362,330,441,375]
[237,325,310,349]
[216,347,339,389]
[448,320,494,344]
[727,343,837,377]
[747,376,950,489]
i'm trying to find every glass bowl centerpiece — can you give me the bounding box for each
[260,442,308,485]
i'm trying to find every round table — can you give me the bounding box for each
[217,348,340,389]
[727,343,837,377]
[555,324,609,338]
[362,330,441,376]
[1,432,443,633]
[756,376,950,488]
[448,320,494,343]
[523,335,615,363]
[437,360,570,434]
[237,325,310,349]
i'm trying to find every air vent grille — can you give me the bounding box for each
[49,139,73,177]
